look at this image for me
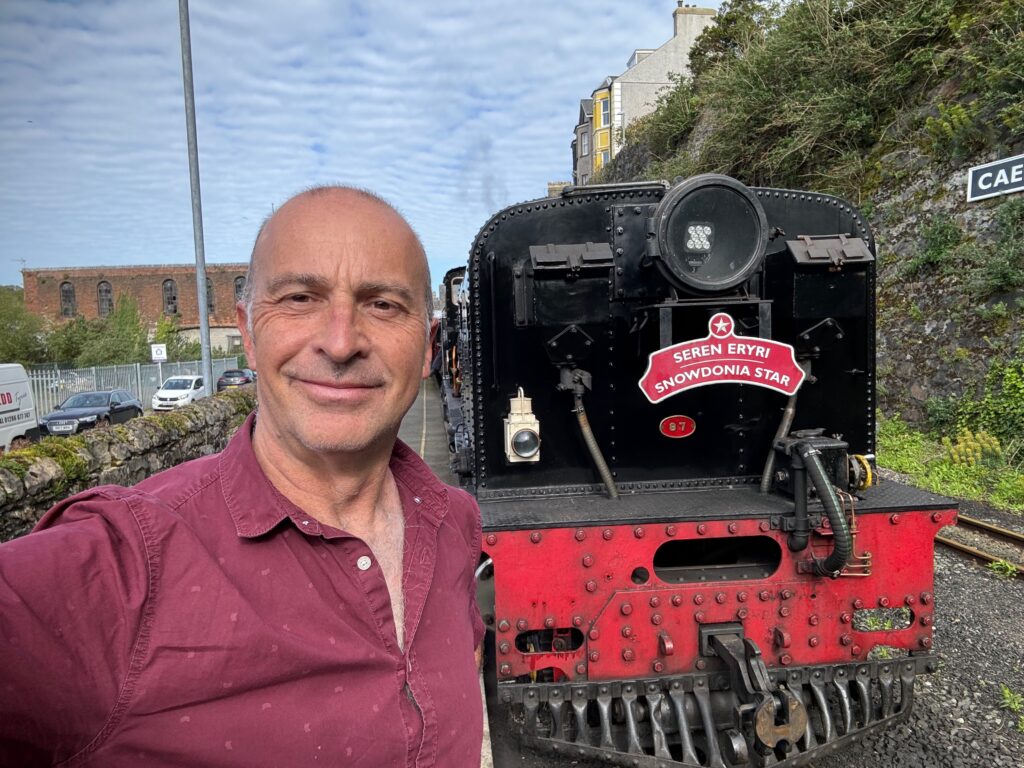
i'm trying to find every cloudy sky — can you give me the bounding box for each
[0,0,717,289]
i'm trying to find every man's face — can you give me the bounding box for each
[238,191,431,457]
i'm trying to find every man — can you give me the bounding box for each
[0,187,485,767]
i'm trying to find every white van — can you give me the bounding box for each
[0,364,39,452]
[152,375,206,411]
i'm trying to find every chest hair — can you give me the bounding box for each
[359,479,407,649]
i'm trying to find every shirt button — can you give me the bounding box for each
[356,555,372,571]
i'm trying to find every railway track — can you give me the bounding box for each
[936,514,1024,577]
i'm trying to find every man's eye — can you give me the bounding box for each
[372,300,396,311]
[286,294,312,303]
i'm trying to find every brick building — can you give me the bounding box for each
[22,264,249,352]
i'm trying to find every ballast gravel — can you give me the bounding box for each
[813,501,1024,768]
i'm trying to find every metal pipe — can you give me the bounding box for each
[474,557,494,581]
[760,362,809,494]
[178,0,214,392]
[788,457,809,552]
[760,391,798,494]
[573,394,619,500]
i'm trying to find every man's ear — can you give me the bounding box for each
[237,302,257,365]
[422,317,439,379]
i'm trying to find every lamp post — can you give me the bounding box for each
[177,0,213,391]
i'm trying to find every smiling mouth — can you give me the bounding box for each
[293,376,385,403]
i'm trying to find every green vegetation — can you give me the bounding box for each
[0,436,89,496]
[924,101,986,160]
[998,684,1024,733]
[0,286,46,364]
[966,198,1024,299]
[607,0,1023,199]
[219,389,258,430]
[904,214,962,276]
[987,559,1019,578]
[955,356,1024,445]
[152,314,224,363]
[69,296,149,366]
[0,289,227,368]
[878,413,1024,511]
[855,607,911,632]
[941,429,1001,467]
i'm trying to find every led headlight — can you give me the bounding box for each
[504,387,541,464]
[78,415,98,424]
[650,174,768,293]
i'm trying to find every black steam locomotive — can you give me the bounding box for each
[440,175,956,767]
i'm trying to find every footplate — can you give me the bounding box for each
[497,655,934,767]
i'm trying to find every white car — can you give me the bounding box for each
[152,375,206,411]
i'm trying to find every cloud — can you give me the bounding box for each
[0,0,716,288]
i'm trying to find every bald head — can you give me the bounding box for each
[241,186,432,326]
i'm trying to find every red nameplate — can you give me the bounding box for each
[639,313,805,403]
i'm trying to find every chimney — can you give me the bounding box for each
[674,3,716,39]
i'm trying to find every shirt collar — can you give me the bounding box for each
[219,412,449,539]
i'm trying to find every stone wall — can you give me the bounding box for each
[0,388,255,542]
[870,144,1024,423]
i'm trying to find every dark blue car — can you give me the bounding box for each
[38,389,144,436]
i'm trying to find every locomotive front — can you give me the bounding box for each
[447,175,956,767]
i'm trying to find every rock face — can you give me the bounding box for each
[871,144,1024,424]
[0,389,255,542]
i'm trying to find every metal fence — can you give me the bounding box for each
[28,358,240,416]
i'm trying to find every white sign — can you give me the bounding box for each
[150,343,168,362]
[967,153,1024,202]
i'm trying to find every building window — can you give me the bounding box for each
[59,281,76,317]
[163,279,178,314]
[582,175,590,185]
[601,99,609,126]
[600,150,611,166]
[234,275,246,302]
[97,281,113,317]
[206,278,215,314]
[580,132,589,156]
[227,334,243,353]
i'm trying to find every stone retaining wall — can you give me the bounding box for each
[0,388,256,542]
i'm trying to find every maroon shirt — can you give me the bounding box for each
[0,414,485,767]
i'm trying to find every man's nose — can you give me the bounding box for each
[315,302,369,361]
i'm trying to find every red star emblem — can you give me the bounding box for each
[710,313,733,337]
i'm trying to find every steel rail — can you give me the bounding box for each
[957,514,1024,544]
[936,515,1024,578]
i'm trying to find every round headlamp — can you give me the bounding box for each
[511,428,540,459]
[651,174,768,293]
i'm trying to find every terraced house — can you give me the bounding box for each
[571,2,714,185]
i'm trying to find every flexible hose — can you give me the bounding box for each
[798,442,851,577]
[574,394,619,500]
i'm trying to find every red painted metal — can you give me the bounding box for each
[486,508,957,682]
[658,415,696,439]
